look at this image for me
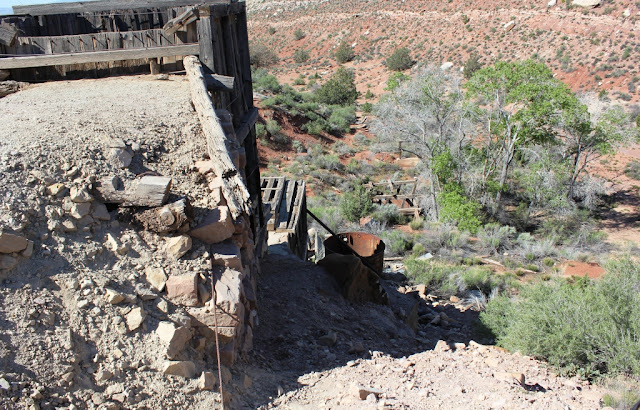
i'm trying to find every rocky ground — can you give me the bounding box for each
[0,76,616,409]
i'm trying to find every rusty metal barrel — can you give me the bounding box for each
[323,232,385,275]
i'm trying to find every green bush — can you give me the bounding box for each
[294,28,305,40]
[255,123,267,139]
[334,42,355,64]
[266,119,281,135]
[253,69,282,93]
[371,204,405,225]
[340,183,374,222]
[481,257,640,378]
[404,259,460,297]
[409,218,424,230]
[463,54,482,79]
[315,67,360,106]
[385,72,410,91]
[328,106,356,134]
[382,230,414,256]
[438,184,482,234]
[293,49,310,63]
[361,102,373,113]
[385,47,415,71]
[478,223,515,254]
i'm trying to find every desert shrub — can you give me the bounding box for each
[481,257,640,378]
[268,26,276,35]
[361,102,373,113]
[625,160,640,180]
[405,259,459,297]
[410,218,424,230]
[353,133,371,147]
[293,28,305,40]
[463,54,482,79]
[293,49,310,63]
[381,230,414,256]
[313,154,343,172]
[334,42,355,64]
[265,119,281,135]
[385,71,410,91]
[478,223,515,254]
[428,224,469,250]
[332,141,355,155]
[292,140,305,153]
[293,75,306,85]
[385,47,415,71]
[340,183,374,222]
[308,203,343,233]
[271,133,291,146]
[249,42,278,68]
[371,203,405,225]
[255,123,267,139]
[315,67,360,106]
[253,69,282,93]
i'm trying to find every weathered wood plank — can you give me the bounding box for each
[204,73,234,92]
[163,7,198,35]
[0,23,18,47]
[234,106,258,144]
[94,175,172,207]
[0,44,199,69]
[196,7,215,74]
[183,54,251,219]
[13,0,236,16]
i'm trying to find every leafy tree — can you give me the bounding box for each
[315,67,359,106]
[466,60,579,211]
[334,42,355,64]
[560,104,636,200]
[385,47,415,71]
[374,67,472,220]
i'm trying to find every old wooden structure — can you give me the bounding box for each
[260,177,308,260]
[0,0,264,248]
[368,179,423,219]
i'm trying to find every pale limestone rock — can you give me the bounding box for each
[162,361,196,378]
[126,307,146,331]
[163,235,192,259]
[156,321,192,359]
[105,288,125,304]
[166,273,199,306]
[198,371,217,390]
[92,203,111,221]
[145,266,167,292]
[108,147,133,169]
[70,202,91,219]
[70,186,93,203]
[211,242,243,271]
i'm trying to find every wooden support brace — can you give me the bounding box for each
[0,23,18,47]
[204,73,235,92]
[183,55,251,219]
[163,7,199,36]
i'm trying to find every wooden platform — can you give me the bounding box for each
[260,177,308,260]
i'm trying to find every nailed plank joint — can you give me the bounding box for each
[183,55,251,218]
[94,175,172,207]
[0,44,199,70]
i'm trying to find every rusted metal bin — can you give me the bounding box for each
[323,232,385,275]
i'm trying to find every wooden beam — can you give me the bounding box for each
[13,0,238,16]
[93,175,172,207]
[163,7,198,36]
[183,55,251,219]
[234,107,258,145]
[204,73,234,92]
[0,23,18,47]
[0,44,199,70]
[196,7,215,74]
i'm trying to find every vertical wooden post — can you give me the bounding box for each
[149,57,160,74]
[398,141,403,159]
[196,5,215,74]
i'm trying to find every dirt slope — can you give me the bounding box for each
[247,0,640,103]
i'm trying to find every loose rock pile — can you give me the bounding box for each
[0,76,260,409]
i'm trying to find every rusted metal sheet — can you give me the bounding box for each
[324,232,385,275]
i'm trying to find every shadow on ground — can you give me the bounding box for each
[233,243,491,408]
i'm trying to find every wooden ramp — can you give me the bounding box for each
[260,177,308,260]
